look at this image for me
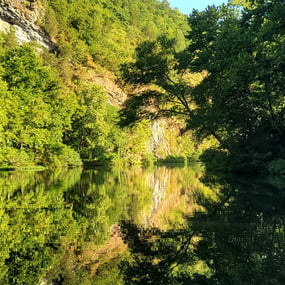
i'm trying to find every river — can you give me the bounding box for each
[0,163,284,284]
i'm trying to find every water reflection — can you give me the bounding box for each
[121,175,285,284]
[0,168,82,285]
[0,165,284,284]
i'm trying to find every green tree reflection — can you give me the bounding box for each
[1,166,283,284]
[0,169,82,285]
[120,175,285,284]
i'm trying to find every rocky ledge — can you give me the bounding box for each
[0,0,56,51]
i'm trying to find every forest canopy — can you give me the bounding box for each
[0,0,284,173]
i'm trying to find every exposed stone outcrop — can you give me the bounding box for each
[0,0,56,51]
[76,67,127,106]
[92,73,127,106]
[149,120,170,157]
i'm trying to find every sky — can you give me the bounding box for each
[167,0,228,14]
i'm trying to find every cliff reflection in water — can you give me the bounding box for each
[0,164,284,284]
[121,174,285,285]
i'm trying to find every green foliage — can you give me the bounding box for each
[44,0,189,71]
[0,0,192,168]
[120,35,195,123]
[66,84,122,165]
[199,149,232,173]
[118,120,155,166]
[120,35,217,162]
[0,44,80,168]
[44,144,82,168]
[121,1,285,172]
[188,2,285,148]
[267,159,285,175]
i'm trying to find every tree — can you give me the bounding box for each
[66,84,121,164]
[0,45,79,167]
[120,34,231,151]
[185,2,285,164]
[121,1,285,170]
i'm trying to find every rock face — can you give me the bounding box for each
[0,0,56,51]
[92,73,127,106]
[149,120,170,157]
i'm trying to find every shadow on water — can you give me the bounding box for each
[119,173,285,284]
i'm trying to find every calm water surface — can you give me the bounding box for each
[0,164,284,284]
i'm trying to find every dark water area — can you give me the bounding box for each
[0,164,284,284]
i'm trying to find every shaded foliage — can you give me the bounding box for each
[120,0,285,173]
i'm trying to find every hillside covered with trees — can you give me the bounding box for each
[0,0,284,174]
[0,0,192,169]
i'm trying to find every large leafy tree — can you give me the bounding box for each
[121,1,285,165]
[186,2,285,154]
[120,34,230,151]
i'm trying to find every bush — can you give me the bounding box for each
[1,147,34,168]
[267,159,285,175]
[46,145,82,168]
[199,148,231,173]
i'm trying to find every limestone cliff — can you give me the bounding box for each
[0,0,56,50]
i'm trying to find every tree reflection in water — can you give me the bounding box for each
[119,175,285,284]
[0,166,284,284]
